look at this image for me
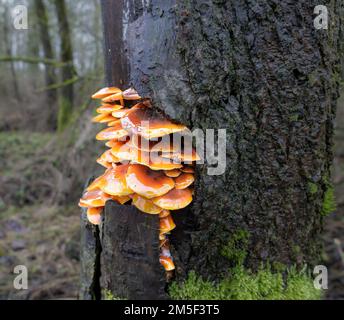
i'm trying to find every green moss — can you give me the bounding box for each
[221,229,249,265]
[102,289,126,300]
[289,114,299,122]
[169,265,321,300]
[321,185,336,216]
[308,182,318,195]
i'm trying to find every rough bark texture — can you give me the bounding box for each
[80,0,342,298]
[123,0,341,278]
[100,202,167,299]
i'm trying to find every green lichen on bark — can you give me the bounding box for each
[169,265,321,300]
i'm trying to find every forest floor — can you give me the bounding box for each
[0,108,343,299]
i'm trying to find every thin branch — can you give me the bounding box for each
[0,56,71,67]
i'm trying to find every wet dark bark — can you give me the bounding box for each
[80,0,342,298]
[34,0,58,130]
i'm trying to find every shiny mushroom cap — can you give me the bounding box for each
[164,169,182,178]
[96,121,128,140]
[126,164,175,199]
[152,188,193,210]
[79,189,111,208]
[175,173,195,189]
[86,207,103,225]
[111,109,131,119]
[102,88,141,103]
[132,194,163,214]
[96,104,123,114]
[99,164,133,196]
[121,107,187,139]
[180,166,195,173]
[159,213,176,234]
[159,256,175,271]
[92,87,121,100]
[129,134,179,153]
[162,148,200,162]
[92,113,117,123]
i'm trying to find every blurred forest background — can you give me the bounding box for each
[0,0,343,299]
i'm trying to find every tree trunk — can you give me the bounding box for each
[80,0,341,299]
[3,7,20,101]
[34,0,58,131]
[54,0,75,131]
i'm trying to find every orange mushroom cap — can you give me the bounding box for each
[111,195,131,204]
[79,189,111,208]
[121,107,187,139]
[159,256,175,271]
[86,207,103,225]
[159,213,176,234]
[96,104,123,114]
[162,149,200,162]
[126,164,175,199]
[99,164,133,196]
[128,134,179,153]
[152,188,193,210]
[132,151,183,171]
[174,173,195,189]
[180,166,195,173]
[164,169,182,178]
[111,109,131,119]
[132,194,163,214]
[92,87,122,99]
[159,209,171,218]
[122,88,141,100]
[92,113,118,123]
[96,122,128,140]
[97,149,120,164]
[86,173,107,192]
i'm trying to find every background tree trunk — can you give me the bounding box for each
[34,0,58,130]
[54,0,75,132]
[81,0,342,299]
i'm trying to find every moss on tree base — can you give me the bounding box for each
[169,265,321,300]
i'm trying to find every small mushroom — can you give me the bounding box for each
[159,213,176,234]
[111,109,131,119]
[97,149,120,167]
[175,173,195,189]
[92,113,117,123]
[100,164,133,196]
[129,134,179,153]
[164,169,182,178]
[79,189,111,208]
[152,188,193,210]
[112,195,131,204]
[121,107,187,139]
[161,149,200,162]
[96,104,123,114]
[159,256,175,271]
[159,209,171,218]
[92,87,121,99]
[126,164,175,199]
[86,207,103,225]
[180,166,195,173]
[132,194,163,214]
[96,122,128,140]
[102,88,141,103]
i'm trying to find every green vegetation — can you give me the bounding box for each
[0,132,52,174]
[321,184,336,216]
[103,289,126,300]
[220,229,249,265]
[169,265,321,300]
[308,182,318,195]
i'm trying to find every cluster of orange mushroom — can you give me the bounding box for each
[79,86,199,272]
